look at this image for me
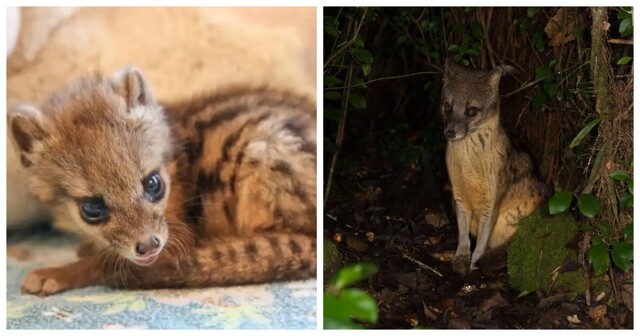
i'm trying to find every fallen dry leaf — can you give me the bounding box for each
[345,234,369,252]
[567,314,581,324]
[588,304,607,320]
[423,235,443,246]
[620,283,633,311]
[423,301,439,321]
[448,318,471,329]
[479,292,509,313]
[545,8,576,47]
[365,231,375,242]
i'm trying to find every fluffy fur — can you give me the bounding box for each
[441,60,548,275]
[10,68,316,296]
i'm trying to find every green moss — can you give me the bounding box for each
[324,238,342,282]
[508,208,585,294]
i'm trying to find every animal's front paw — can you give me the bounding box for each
[21,268,71,297]
[451,254,470,276]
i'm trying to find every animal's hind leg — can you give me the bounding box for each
[232,167,315,236]
[233,140,316,235]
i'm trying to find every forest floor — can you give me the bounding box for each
[323,139,633,329]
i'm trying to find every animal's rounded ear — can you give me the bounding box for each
[489,65,517,88]
[443,58,463,82]
[8,104,49,167]
[111,66,156,108]
[443,58,452,82]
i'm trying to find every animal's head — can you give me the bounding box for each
[440,60,513,141]
[9,67,174,266]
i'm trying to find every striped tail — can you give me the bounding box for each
[120,233,316,289]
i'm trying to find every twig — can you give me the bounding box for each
[324,71,438,91]
[608,38,633,45]
[502,63,588,98]
[402,254,443,278]
[323,8,369,70]
[324,64,354,206]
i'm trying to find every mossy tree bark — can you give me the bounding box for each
[588,7,623,231]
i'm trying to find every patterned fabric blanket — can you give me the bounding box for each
[6,227,316,329]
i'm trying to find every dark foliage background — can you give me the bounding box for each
[324,6,632,232]
[323,7,633,329]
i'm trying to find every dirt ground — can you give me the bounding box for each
[324,138,633,329]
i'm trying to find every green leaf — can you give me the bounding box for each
[532,94,547,109]
[324,75,343,88]
[612,242,633,260]
[592,235,603,246]
[324,18,340,37]
[323,294,360,329]
[577,193,600,218]
[527,7,539,18]
[618,8,632,20]
[352,48,373,65]
[362,64,371,77]
[329,263,378,292]
[338,288,378,323]
[324,317,360,329]
[617,56,633,65]
[532,33,545,52]
[612,251,631,273]
[620,193,633,209]
[620,18,632,36]
[549,191,573,214]
[354,35,365,48]
[467,48,480,57]
[577,224,594,232]
[588,243,610,276]
[448,44,460,52]
[543,81,558,97]
[569,117,601,148]
[628,180,633,195]
[623,223,633,240]
[598,224,611,237]
[535,66,550,80]
[517,289,533,298]
[609,170,630,181]
[348,93,366,110]
[611,242,633,272]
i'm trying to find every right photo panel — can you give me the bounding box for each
[323,7,633,329]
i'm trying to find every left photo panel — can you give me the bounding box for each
[6,7,317,329]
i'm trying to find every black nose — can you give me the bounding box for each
[135,236,161,257]
[445,129,456,139]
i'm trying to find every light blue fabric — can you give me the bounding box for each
[7,227,316,329]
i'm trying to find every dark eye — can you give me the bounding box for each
[465,107,478,117]
[79,197,109,224]
[444,104,453,114]
[142,172,165,202]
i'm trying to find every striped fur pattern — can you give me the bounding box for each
[9,67,316,296]
[441,60,547,275]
